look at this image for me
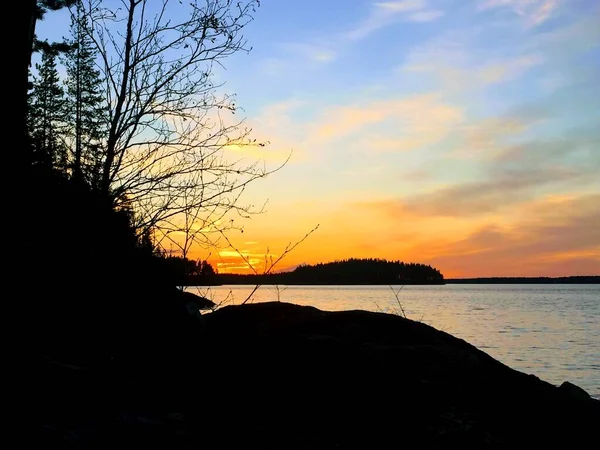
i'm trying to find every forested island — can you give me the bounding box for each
[211,258,444,285]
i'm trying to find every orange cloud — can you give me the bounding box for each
[315,94,463,147]
[422,194,600,277]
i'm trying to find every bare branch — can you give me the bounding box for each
[80,0,279,259]
[216,224,320,305]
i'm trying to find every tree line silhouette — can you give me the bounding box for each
[162,256,219,286]
[25,0,273,254]
[217,258,444,285]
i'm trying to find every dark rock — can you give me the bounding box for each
[20,301,599,449]
[560,381,593,403]
[181,290,216,311]
[199,302,599,449]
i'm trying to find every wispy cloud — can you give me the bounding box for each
[479,0,562,26]
[405,54,544,93]
[314,94,463,147]
[401,167,589,217]
[225,99,310,162]
[378,0,426,12]
[347,0,444,40]
[401,25,545,91]
[258,45,335,77]
[493,126,600,166]
[355,122,599,218]
[407,9,445,22]
[426,194,600,277]
[280,42,337,63]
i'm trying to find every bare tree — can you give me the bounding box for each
[82,0,277,243]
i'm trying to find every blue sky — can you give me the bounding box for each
[36,0,600,276]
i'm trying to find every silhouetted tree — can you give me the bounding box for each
[73,0,289,264]
[79,0,279,249]
[19,1,39,165]
[162,257,216,277]
[64,0,107,184]
[28,48,67,168]
[161,256,217,286]
[18,1,76,165]
[198,259,217,278]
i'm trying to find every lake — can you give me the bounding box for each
[187,284,599,398]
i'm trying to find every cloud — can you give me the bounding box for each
[377,0,426,12]
[453,116,540,157]
[493,127,600,166]
[314,94,463,148]
[426,194,600,276]
[357,133,599,217]
[478,55,544,83]
[479,0,562,26]
[258,50,334,77]
[357,165,590,220]
[316,106,386,139]
[233,99,311,162]
[347,0,444,40]
[345,100,599,231]
[352,194,600,277]
[407,10,445,22]
[402,167,589,217]
[215,244,276,273]
[229,93,466,165]
[280,43,336,63]
[403,51,544,92]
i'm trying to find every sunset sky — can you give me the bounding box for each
[38,0,600,277]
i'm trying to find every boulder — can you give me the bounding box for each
[560,381,593,403]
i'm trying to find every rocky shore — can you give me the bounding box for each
[20,300,599,449]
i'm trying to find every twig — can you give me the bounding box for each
[218,224,319,304]
[389,284,407,318]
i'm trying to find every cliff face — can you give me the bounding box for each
[21,301,598,449]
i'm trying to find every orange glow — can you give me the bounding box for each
[193,194,600,277]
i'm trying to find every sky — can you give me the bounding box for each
[37,0,600,277]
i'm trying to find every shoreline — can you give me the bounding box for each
[182,276,600,286]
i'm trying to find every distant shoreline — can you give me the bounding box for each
[185,275,599,286]
[445,276,599,284]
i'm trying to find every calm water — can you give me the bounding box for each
[188,284,600,397]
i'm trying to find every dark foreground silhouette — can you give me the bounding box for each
[21,299,598,449]
[14,167,598,450]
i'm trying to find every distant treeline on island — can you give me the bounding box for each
[446,276,600,284]
[185,258,445,285]
[167,256,599,286]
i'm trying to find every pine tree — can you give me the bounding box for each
[64,0,106,184]
[28,47,67,168]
